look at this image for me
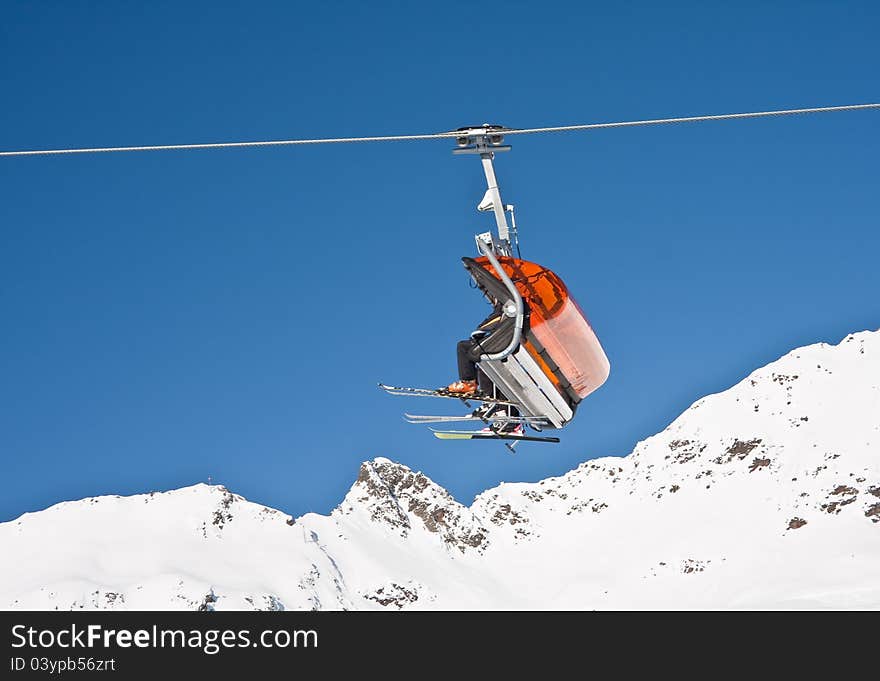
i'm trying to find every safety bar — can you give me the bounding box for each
[476,238,524,361]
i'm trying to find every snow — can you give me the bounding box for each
[2,330,879,610]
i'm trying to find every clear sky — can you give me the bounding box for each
[1,1,878,522]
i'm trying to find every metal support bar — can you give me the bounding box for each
[452,125,513,257]
[507,204,520,258]
[479,153,511,253]
[476,238,523,361]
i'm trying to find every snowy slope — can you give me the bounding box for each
[2,330,878,610]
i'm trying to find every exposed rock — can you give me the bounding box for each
[711,436,763,466]
[682,559,709,574]
[342,459,489,552]
[363,582,423,609]
[749,457,771,473]
[198,589,217,612]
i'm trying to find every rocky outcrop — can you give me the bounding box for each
[334,458,489,553]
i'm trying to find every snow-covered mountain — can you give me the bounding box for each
[3,330,879,610]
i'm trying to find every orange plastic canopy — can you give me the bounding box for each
[473,256,610,400]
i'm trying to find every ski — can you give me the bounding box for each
[430,428,560,443]
[404,413,549,425]
[378,383,521,407]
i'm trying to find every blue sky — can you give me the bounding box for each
[1,1,878,521]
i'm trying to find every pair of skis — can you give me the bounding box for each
[379,383,560,444]
[379,384,520,406]
[430,429,560,443]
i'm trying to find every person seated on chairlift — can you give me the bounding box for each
[444,294,523,435]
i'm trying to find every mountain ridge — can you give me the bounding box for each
[2,329,878,610]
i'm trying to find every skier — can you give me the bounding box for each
[444,296,505,396]
[444,297,524,435]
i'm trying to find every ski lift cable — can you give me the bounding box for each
[497,103,880,136]
[0,103,877,158]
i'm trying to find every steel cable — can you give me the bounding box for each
[1,103,877,157]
